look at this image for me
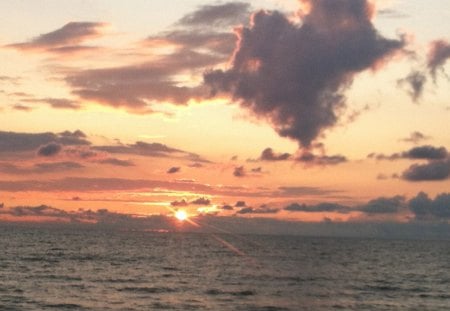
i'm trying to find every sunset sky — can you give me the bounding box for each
[0,0,449,232]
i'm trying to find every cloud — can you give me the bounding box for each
[6,22,106,53]
[167,166,181,174]
[12,104,32,111]
[236,205,279,214]
[369,145,448,161]
[170,199,188,207]
[400,131,430,144]
[235,201,246,207]
[204,0,405,147]
[0,161,84,175]
[401,160,450,181]
[409,192,450,219]
[259,147,291,161]
[0,130,90,153]
[37,142,62,157]
[285,202,348,213]
[427,40,450,79]
[97,158,135,167]
[296,152,347,166]
[221,204,234,210]
[358,196,405,214]
[233,166,246,177]
[191,197,211,205]
[22,97,82,110]
[277,186,338,197]
[177,2,251,27]
[93,141,209,162]
[0,177,214,193]
[397,71,427,102]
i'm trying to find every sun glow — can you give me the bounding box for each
[175,210,188,221]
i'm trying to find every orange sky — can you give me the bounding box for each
[0,0,449,230]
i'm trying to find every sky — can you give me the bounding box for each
[0,0,449,236]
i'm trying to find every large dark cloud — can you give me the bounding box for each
[6,22,105,53]
[409,192,450,219]
[204,0,405,147]
[401,160,450,181]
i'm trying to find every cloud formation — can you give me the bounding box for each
[37,142,62,157]
[0,130,90,153]
[204,0,405,147]
[6,22,106,53]
[167,166,181,174]
[65,3,250,113]
[296,152,347,166]
[369,145,448,161]
[427,40,450,79]
[409,192,450,220]
[400,131,430,144]
[401,160,450,181]
[259,147,290,161]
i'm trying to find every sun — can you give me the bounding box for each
[175,210,188,221]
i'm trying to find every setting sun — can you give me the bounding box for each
[175,210,188,221]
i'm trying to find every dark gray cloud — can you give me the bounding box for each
[204,0,405,147]
[6,22,105,53]
[369,145,448,161]
[0,161,84,175]
[260,147,291,161]
[97,158,135,167]
[37,142,62,157]
[296,152,347,166]
[358,196,405,214]
[427,40,450,79]
[0,130,90,153]
[191,197,211,205]
[409,192,450,219]
[397,71,427,102]
[400,131,430,144]
[167,166,181,174]
[401,160,450,181]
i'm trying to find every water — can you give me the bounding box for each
[0,226,449,310]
